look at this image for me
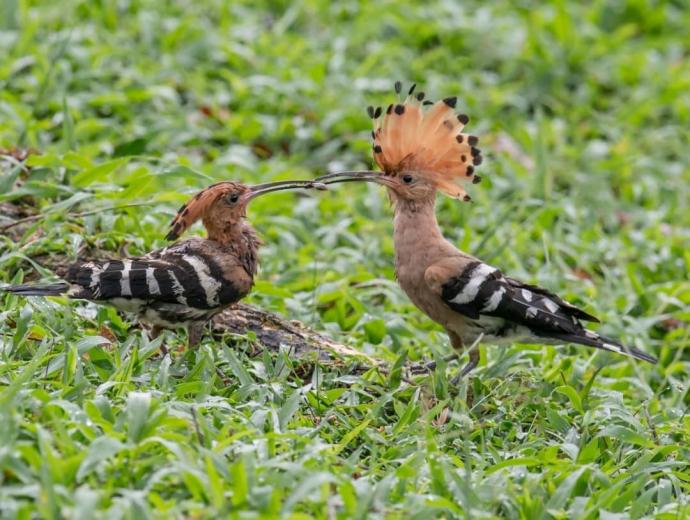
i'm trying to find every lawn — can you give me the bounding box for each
[1,0,689,518]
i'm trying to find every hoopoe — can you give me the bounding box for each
[317,82,657,380]
[2,180,325,348]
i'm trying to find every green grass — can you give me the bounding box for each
[1,0,689,517]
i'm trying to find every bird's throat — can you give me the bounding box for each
[392,196,448,281]
[204,219,244,245]
[392,197,444,251]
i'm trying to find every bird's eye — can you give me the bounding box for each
[227,193,240,204]
[402,174,414,184]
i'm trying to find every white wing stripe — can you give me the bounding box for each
[183,254,221,307]
[543,299,560,313]
[167,270,187,305]
[120,260,132,297]
[450,264,497,305]
[88,263,99,289]
[482,287,506,312]
[87,263,101,298]
[146,267,160,296]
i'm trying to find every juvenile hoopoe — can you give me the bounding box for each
[2,180,324,348]
[317,82,657,379]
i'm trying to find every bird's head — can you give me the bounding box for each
[166,179,326,242]
[316,82,483,206]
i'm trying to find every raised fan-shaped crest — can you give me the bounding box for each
[368,82,483,199]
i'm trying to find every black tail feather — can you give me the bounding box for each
[535,329,658,364]
[1,282,70,297]
[593,332,658,364]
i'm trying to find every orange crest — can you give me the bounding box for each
[369,82,483,199]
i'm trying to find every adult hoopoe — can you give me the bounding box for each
[2,180,325,348]
[317,82,657,380]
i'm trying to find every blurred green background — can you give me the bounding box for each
[1,0,689,518]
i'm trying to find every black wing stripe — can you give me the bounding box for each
[128,260,151,299]
[169,259,209,309]
[97,261,124,299]
[66,262,95,290]
[153,268,181,303]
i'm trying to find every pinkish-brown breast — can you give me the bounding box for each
[392,196,476,332]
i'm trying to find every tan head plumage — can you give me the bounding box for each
[166,182,248,241]
[369,82,483,200]
[166,179,326,242]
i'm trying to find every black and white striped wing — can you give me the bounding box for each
[438,261,657,363]
[440,261,597,336]
[65,245,241,310]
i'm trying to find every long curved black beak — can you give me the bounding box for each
[243,179,328,203]
[314,170,389,186]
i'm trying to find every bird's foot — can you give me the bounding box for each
[449,352,479,386]
[215,366,231,385]
[149,343,169,360]
[410,354,459,375]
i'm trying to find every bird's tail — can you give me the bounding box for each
[545,330,657,364]
[1,282,70,297]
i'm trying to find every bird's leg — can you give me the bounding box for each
[187,321,230,384]
[148,325,168,356]
[451,348,479,385]
[148,325,162,339]
[449,332,482,385]
[187,322,205,349]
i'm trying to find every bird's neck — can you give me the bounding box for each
[392,195,458,291]
[236,223,261,277]
[205,221,261,277]
[392,196,445,250]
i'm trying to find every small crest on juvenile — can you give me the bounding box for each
[368,82,483,200]
[166,182,240,241]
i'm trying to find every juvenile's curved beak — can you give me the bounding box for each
[242,180,328,203]
[314,170,392,186]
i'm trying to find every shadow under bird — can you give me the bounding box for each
[2,179,325,348]
[317,82,657,381]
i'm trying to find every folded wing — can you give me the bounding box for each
[66,245,242,310]
[432,260,656,363]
